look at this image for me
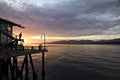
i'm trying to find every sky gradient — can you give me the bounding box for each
[0,0,120,45]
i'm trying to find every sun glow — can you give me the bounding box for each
[13,32,120,46]
[29,34,120,41]
[13,26,120,46]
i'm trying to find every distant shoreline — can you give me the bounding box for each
[48,38,120,44]
[47,43,120,44]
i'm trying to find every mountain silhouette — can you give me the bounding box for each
[49,38,120,44]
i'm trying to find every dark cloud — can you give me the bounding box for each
[0,0,120,37]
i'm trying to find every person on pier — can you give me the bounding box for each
[38,44,42,51]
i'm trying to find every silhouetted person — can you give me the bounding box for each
[19,32,22,39]
[31,46,34,50]
[38,44,42,50]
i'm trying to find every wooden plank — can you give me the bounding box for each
[0,49,42,59]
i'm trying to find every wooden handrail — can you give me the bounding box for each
[0,30,24,42]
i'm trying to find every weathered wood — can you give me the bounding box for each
[0,18,25,28]
[0,49,42,59]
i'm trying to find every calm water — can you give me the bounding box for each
[19,44,120,80]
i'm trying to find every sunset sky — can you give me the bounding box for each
[0,0,120,45]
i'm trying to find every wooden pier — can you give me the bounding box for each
[0,18,47,80]
[0,48,42,59]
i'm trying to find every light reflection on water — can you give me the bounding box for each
[18,44,120,80]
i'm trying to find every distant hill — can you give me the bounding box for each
[49,38,120,44]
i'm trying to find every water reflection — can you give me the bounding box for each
[18,44,120,80]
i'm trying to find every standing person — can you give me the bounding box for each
[38,44,42,50]
[19,32,22,39]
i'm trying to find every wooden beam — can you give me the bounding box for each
[0,49,43,59]
[0,18,25,28]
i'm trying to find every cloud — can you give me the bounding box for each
[103,26,120,34]
[0,0,120,37]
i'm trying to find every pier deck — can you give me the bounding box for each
[0,18,46,80]
[0,48,43,59]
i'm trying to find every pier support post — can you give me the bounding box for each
[41,51,45,80]
[25,55,29,80]
[29,54,38,80]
